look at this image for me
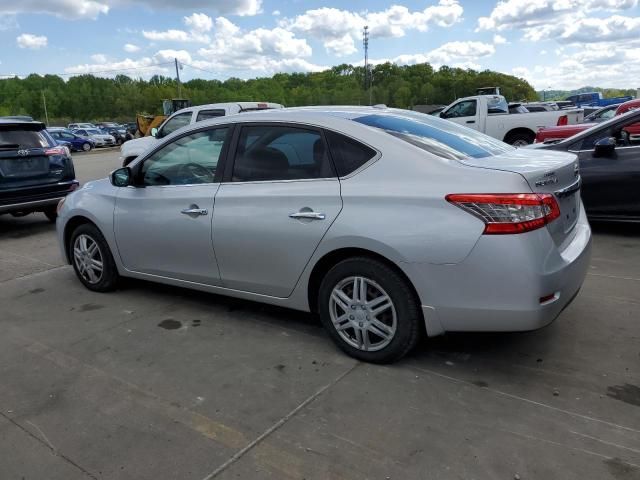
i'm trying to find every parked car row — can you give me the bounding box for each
[437,94,584,146]
[534,98,640,144]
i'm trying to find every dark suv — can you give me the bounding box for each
[0,119,78,222]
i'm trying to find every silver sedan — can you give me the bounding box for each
[56,107,591,363]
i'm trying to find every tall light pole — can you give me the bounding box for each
[175,58,182,98]
[41,91,49,126]
[363,26,371,105]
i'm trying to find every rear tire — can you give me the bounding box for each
[505,131,535,147]
[69,224,119,292]
[318,257,422,363]
[82,142,92,152]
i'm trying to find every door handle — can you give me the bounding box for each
[466,120,475,124]
[289,211,326,220]
[181,205,208,216]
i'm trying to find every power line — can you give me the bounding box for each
[180,62,218,76]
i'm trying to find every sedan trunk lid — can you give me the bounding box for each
[458,149,581,246]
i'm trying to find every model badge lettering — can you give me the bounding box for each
[535,172,559,187]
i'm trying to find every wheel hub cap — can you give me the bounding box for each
[329,276,397,352]
[73,234,104,285]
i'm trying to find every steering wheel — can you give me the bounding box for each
[176,162,214,184]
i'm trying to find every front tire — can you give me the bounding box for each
[43,206,57,223]
[70,224,119,292]
[505,131,535,147]
[318,257,422,363]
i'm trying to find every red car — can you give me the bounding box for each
[535,98,640,144]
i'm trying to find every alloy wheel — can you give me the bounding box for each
[73,234,104,284]
[329,276,397,352]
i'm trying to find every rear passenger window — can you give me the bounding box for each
[197,110,225,121]
[325,131,377,177]
[232,126,336,182]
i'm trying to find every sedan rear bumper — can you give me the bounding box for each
[407,205,592,336]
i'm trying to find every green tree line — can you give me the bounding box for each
[0,63,538,124]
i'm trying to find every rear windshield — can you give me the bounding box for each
[0,129,51,149]
[352,113,513,160]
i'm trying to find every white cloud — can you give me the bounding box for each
[142,12,216,43]
[91,53,107,63]
[184,12,213,32]
[124,43,140,52]
[1,1,109,20]
[16,33,47,49]
[512,40,640,89]
[282,0,463,56]
[0,0,262,20]
[123,0,262,16]
[196,17,313,71]
[477,0,639,44]
[153,49,192,64]
[272,10,280,16]
[478,0,637,32]
[423,41,495,64]
[363,40,493,71]
[143,28,192,42]
[558,14,640,43]
[64,56,171,77]
[493,34,507,44]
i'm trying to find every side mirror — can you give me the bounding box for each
[110,167,132,187]
[151,127,158,138]
[593,137,616,157]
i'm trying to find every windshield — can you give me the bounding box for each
[352,112,513,160]
[85,129,100,134]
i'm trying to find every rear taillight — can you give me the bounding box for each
[45,146,70,157]
[557,115,568,126]
[446,193,561,235]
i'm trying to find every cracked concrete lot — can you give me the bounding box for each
[0,149,639,480]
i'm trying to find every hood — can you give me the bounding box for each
[121,135,157,157]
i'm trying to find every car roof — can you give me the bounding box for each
[554,108,640,145]
[616,98,640,115]
[174,102,284,115]
[176,106,437,133]
[0,119,46,129]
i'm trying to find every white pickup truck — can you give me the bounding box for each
[439,95,583,146]
[120,102,283,166]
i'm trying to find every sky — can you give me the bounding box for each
[0,0,639,90]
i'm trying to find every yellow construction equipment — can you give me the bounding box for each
[135,99,191,136]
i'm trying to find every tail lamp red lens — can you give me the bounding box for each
[45,146,70,157]
[556,115,568,126]
[446,193,561,235]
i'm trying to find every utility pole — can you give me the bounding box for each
[175,58,182,98]
[41,91,49,126]
[363,26,371,105]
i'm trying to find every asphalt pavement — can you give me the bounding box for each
[0,148,639,480]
